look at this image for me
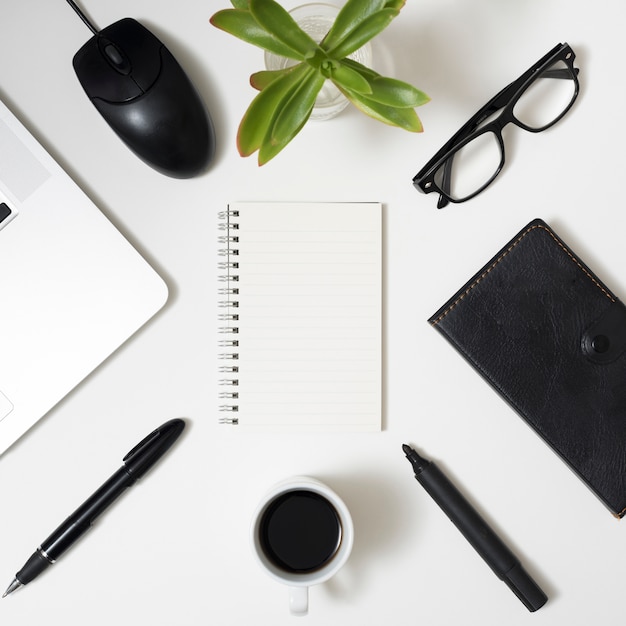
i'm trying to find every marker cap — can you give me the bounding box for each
[503,563,548,612]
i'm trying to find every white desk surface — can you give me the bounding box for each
[1,1,625,624]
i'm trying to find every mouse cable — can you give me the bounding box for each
[65,0,99,35]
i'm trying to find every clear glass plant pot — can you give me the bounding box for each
[264,3,372,121]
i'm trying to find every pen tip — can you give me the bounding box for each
[402,443,429,473]
[3,578,22,598]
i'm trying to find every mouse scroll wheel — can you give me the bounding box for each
[103,43,131,75]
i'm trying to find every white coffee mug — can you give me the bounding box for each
[250,476,354,616]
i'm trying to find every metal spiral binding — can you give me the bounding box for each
[218,210,240,423]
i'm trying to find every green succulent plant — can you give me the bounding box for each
[211,0,429,165]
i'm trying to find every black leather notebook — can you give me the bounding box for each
[429,218,626,518]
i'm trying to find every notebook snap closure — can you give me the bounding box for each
[591,334,610,354]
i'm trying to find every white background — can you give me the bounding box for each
[0,1,625,624]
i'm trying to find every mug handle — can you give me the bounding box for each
[289,586,308,615]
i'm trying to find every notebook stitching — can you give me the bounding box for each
[431,223,616,326]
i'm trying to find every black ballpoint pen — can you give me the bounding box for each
[3,418,185,597]
[402,443,547,612]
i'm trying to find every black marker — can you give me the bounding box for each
[3,419,185,597]
[402,444,547,612]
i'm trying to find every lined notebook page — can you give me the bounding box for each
[220,202,381,432]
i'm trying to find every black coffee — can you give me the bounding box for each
[259,490,342,573]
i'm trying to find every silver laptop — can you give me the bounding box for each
[0,98,168,456]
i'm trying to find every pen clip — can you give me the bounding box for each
[123,427,161,464]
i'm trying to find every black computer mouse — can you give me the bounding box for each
[72,18,215,178]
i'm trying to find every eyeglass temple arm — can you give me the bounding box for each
[542,67,579,79]
[437,162,453,208]
[439,72,533,158]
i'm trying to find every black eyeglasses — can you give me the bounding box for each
[413,43,579,208]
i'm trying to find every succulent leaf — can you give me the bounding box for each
[384,0,406,10]
[269,68,325,146]
[249,0,321,58]
[340,86,424,132]
[237,62,309,156]
[331,62,373,95]
[368,77,430,107]
[327,9,399,59]
[342,59,429,107]
[321,0,386,51]
[258,115,309,165]
[250,67,296,91]
[211,9,303,59]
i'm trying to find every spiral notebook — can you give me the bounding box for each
[218,201,382,432]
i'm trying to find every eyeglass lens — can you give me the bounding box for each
[432,57,577,203]
[513,59,577,129]
[433,131,502,203]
